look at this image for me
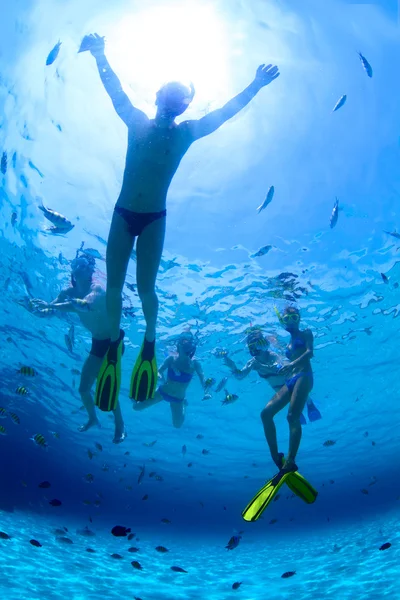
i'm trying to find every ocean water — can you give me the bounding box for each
[1,0,400,598]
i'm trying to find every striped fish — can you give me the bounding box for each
[39,203,74,232]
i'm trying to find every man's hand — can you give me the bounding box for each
[254,64,280,88]
[30,298,50,312]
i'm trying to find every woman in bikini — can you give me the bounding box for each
[80,33,280,412]
[260,307,314,474]
[133,332,204,428]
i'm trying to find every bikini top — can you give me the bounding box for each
[285,337,306,360]
[167,367,193,384]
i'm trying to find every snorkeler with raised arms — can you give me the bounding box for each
[133,332,204,428]
[241,309,318,521]
[79,32,280,413]
[31,255,126,444]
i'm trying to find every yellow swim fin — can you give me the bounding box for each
[95,330,124,412]
[130,338,157,402]
[242,470,292,522]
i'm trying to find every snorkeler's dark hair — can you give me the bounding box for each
[70,255,96,287]
[283,305,300,315]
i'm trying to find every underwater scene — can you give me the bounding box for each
[1,0,400,598]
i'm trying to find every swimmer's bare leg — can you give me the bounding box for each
[170,401,185,429]
[132,389,163,411]
[112,402,126,444]
[106,210,135,342]
[78,354,103,431]
[136,215,166,342]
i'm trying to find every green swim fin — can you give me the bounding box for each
[278,454,318,504]
[130,338,157,402]
[95,330,124,412]
[242,470,293,522]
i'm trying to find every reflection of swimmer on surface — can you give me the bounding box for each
[31,255,126,444]
[133,332,204,428]
[81,32,280,411]
[260,307,314,473]
[224,328,321,425]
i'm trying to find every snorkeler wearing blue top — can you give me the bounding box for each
[31,255,126,444]
[261,306,314,473]
[80,33,280,412]
[224,328,321,424]
[133,332,204,428]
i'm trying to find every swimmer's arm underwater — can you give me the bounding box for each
[158,356,172,381]
[223,357,253,380]
[182,64,279,140]
[87,33,148,128]
[193,360,205,388]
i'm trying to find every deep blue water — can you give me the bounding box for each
[1,0,400,598]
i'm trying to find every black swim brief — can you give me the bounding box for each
[114,206,167,237]
[90,337,111,358]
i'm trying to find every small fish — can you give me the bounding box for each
[1,152,7,175]
[64,334,73,353]
[0,408,7,419]
[281,571,296,579]
[155,546,169,553]
[86,548,96,553]
[17,366,36,376]
[84,473,94,483]
[131,560,143,570]
[69,324,75,348]
[358,52,373,78]
[379,542,391,551]
[49,499,62,507]
[155,475,164,481]
[204,377,216,391]
[202,393,212,401]
[51,431,60,439]
[171,566,187,573]
[213,348,228,358]
[111,553,123,560]
[39,202,73,231]
[127,533,136,541]
[76,527,95,537]
[251,245,273,258]
[226,535,242,551]
[143,440,157,447]
[95,442,103,452]
[31,433,48,447]
[232,582,243,590]
[128,547,140,553]
[222,390,239,405]
[196,434,204,440]
[38,481,51,488]
[361,489,369,495]
[187,462,193,467]
[182,444,187,456]
[142,494,149,501]
[332,94,347,112]
[383,230,400,240]
[161,518,171,524]
[53,528,67,536]
[257,185,274,213]
[57,536,73,544]
[381,273,389,284]
[138,465,145,485]
[0,532,11,540]
[202,449,210,455]
[87,449,95,460]
[16,386,28,396]
[29,539,42,547]
[111,525,131,537]
[323,440,336,447]
[330,197,339,229]
[46,41,62,66]
[0,425,7,435]
[269,518,278,525]
[11,212,17,226]
[216,377,228,393]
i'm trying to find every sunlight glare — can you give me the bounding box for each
[107,1,229,112]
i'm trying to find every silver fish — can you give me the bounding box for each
[64,333,73,353]
[251,245,273,258]
[330,197,339,229]
[358,52,372,78]
[383,230,400,240]
[69,324,75,348]
[332,94,347,112]
[215,377,228,393]
[256,186,274,213]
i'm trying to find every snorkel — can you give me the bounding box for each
[246,328,269,357]
[177,332,197,359]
